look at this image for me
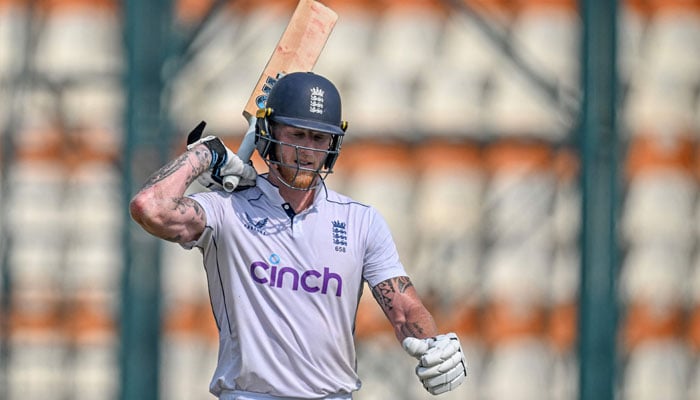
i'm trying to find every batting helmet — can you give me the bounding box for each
[265,71,346,135]
[255,72,348,187]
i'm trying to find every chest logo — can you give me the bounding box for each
[249,254,343,297]
[332,220,347,253]
[244,213,269,234]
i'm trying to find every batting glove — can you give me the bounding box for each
[403,333,467,395]
[186,121,257,191]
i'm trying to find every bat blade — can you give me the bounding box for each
[223,0,338,192]
[242,0,338,121]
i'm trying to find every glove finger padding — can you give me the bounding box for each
[195,170,256,191]
[420,336,462,368]
[417,350,464,379]
[195,173,223,190]
[425,372,466,396]
[420,355,467,395]
[402,337,432,359]
[404,333,467,396]
[241,164,257,181]
[196,164,257,191]
[218,151,257,191]
[423,370,465,392]
[219,149,257,181]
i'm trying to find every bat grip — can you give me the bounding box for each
[222,117,257,192]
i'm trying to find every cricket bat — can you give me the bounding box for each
[222,0,338,191]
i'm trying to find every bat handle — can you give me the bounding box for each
[223,116,257,192]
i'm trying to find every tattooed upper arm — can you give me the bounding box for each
[172,196,203,218]
[135,194,207,244]
[165,196,207,243]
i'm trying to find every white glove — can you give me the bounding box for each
[186,121,257,191]
[403,333,467,395]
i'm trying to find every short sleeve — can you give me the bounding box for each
[179,191,224,251]
[362,208,407,287]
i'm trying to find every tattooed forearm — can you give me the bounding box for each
[371,276,414,312]
[140,147,211,191]
[141,153,190,190]
[372,276,438,341]
[401,322,426,338]
[191,146,211,169]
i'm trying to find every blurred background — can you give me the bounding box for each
[0,0,699,399]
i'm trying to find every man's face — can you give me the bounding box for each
[273,124,332,189]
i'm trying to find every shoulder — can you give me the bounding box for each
[188,188,231,205]
[189,185,263,203]
[319,186,387,232]
[187,187,261,220]
[321,185,370,209]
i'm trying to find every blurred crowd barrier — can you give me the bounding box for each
[0,0,699,399]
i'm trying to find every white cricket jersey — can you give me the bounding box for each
[185,174,407,399]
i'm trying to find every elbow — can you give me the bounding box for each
[129,191,194,244]
[129,191,155,227]
[129,191,167,238]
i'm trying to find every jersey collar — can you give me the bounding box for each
[257,174,326,214]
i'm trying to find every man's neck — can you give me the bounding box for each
[270,172,317,213]
[279,185,316,214]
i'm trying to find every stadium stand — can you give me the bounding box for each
[1,0,699,399]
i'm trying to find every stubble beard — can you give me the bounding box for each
[277,164,316,189]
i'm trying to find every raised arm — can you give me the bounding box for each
[129,144,211,244]
[130,123,257,245]
[371,276,438,342]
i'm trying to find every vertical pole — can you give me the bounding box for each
[0,95,13,400]
[578,0,619,399]
[1,2,39,397]
[121,1,173,399]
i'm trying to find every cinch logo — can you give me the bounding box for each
[249,254,343,297]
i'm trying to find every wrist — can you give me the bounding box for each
[201,137,227,170]
[188,143,214,174]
